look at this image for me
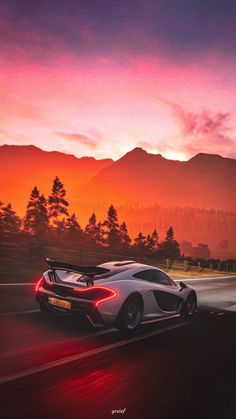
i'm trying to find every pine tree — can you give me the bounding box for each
[65,213,82,241]
[119,221,131,249]
[166,226,174,241]
[103,204,121,248]
[0,201,4,237]
[0,203,21,237]
[24,187,49,236]
[158,226,180,258]
[48,176,69,227]
[146,234,154,253]
[151,229,159,251]
[85,213,97,240]
[133,232,147,252]
[85,213,104,247]
[96,222,104,247]
[146,230,159,253]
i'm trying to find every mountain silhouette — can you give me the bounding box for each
[80,147,236,211]
[0,145,113,215]
[0,145,235,216]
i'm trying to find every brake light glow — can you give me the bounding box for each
[34,276,43,292]
[73,286,117,307]
[95,287,117,307]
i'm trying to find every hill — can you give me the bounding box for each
[80,147,236,211]
[0,145,113,215]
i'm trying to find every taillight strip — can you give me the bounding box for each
[73,286,117,306]
[95,287,117,307]
[34,277,43,293]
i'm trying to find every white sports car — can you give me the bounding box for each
[35,259,197,331]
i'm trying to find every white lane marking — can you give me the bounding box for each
[0,309,40,316]
[141,314,180,324]
[0,283,35,286]
[0,322,188,385]
[0,328,118,360]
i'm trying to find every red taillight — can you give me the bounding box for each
[34,276,43,293]
[95,288,117,307]
[73,286,117,307]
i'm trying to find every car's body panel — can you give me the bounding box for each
[35,260,196,328]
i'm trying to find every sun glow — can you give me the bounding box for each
[162,150,188,161]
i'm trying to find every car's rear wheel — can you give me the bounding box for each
[181,293,197,317]
[115,294,143,331]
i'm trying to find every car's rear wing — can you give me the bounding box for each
[46,258,109,278]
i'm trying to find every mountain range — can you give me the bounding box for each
[0,144,235,215]
[0,144,235,257]
[0,145,236,213]
[80,147,236,211]
[0,144,112,215]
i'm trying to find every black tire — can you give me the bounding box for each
[181,292,197,317]
[115,294,143,331]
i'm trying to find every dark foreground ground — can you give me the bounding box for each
[1,276,236,419]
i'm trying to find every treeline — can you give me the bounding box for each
[116,205,236,250]
[0,176,180,258]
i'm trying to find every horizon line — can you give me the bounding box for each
[0,143,234,163]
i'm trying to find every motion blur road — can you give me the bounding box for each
[1,276,236,419]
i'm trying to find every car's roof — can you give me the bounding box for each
[51,261,166,286]
[98,260,163,273]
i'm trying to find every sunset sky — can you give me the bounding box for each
[1,0,236,160]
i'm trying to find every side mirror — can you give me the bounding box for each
[179,281,187,290]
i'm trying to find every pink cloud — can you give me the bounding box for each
[0,10,236,161]
[173,106,235,156]
[56,132,98,148]
[152,96,236,158]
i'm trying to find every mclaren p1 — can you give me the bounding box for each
[34,259,197,330]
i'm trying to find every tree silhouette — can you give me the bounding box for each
[85,213,97,240]
[103,204,121,248]
[133,232,147,251]
[166,226,174,241]
[48,176,69,227]
[158,226,180,258]
[65,213,82,241]
[151,229,159,251]
[0,201,4,237]
[146,230,159,253]
[24,187,49,236]
[119,221,131,249]
[0,203,21,238]
[85,213,104,247]
[96,222,104,247]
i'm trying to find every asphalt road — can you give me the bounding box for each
[1,276,236,419]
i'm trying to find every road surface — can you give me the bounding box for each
[1,276,236,419]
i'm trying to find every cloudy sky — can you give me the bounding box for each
[1,0,236,160]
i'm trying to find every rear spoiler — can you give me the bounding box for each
[46,258,109,278]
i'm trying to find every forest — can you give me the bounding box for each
[0,176,181,259]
